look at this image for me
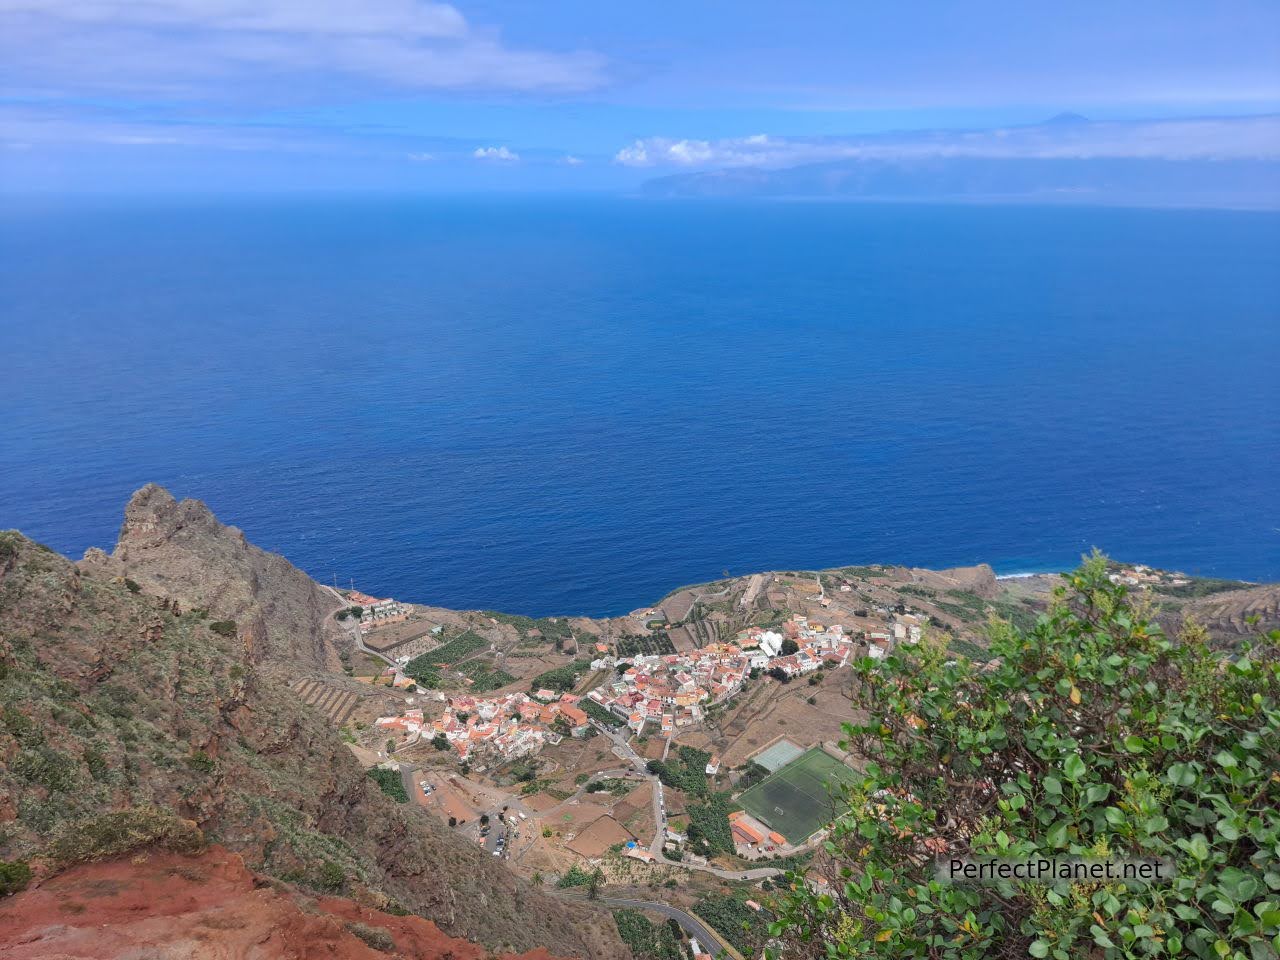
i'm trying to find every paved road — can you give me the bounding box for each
[556,891,731,957]
[589,720,783,882]
[323,585,401,669]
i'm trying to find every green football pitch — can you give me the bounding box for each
[735,748,858,843]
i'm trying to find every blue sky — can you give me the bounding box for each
[2,1,1278,192]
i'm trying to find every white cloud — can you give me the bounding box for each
[560,154,583,166]
[0,0,606,98]
[0,0,469,38]
[614,116,1280,169]
[613,140,651,166]
[473,144,518,162]
[407,151,435,162]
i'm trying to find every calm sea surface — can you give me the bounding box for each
[2,198,1277,615]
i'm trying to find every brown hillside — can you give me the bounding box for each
[0,530,623,959]
[80,483,346,668]
[0,845,568,960]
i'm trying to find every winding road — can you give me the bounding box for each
[555,890,732,957]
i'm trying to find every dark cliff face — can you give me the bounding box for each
[0,529,623,959]
[80,483,345,670]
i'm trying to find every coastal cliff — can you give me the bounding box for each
[0,526,627,959]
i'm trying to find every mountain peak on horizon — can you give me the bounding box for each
[1042,111,1091,125]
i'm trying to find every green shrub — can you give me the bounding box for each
[208,621,237,638]
[556,865,594,888]
[365,767,409,803]
[124,578,142,594]
[84,747,109,780]
[345,922,395,952]
[13,746,79,792]
[693,893,770,956]
[0,860,32,897]
[317,860,345,892]
[528,659,593,694]
[405,632,487,673]
[582,698,624,727]
[613,908,683,959]
[768,553,1280,960]
[48,807,205,867]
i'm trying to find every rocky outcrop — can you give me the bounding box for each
[0,846,570,960]
[0,533,625,959]
[80,484,345,669]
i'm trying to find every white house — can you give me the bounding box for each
[758,631,784,657]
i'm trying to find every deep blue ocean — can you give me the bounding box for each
[2,198,1277,615]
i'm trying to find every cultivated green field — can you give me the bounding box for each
[735,748,858,843]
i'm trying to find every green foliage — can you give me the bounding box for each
[768,553,1280,960]
[124,577,142,594]
[686,791,736,857]
[459,659,516,692]
[317,860,345,892]
[0,531,20,564]
[185,750,215,773]
[613,908,683,960]
[530,658,593,694]
[365,767,409,804]
[693,892,771,956]
[83,747,109,781]
[737,760,772,790]
[408,631,488,669]
[0,860,32,897]
[582,698,625,727]
[648,746,712,797]
[508,757,539,783]
[208,620,237,638]
[13,746,79,792]
[402,657,443,687]
[834,565,888,579]
[48,807,205,867]
[615,632,677,658]
[1152,577,1253,599]
[2,705,36,743]
[556,864,595,888]
[586,778,635,797]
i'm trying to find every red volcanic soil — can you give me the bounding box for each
[0,846,568,959]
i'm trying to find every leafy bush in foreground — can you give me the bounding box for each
[768,553,1280,960]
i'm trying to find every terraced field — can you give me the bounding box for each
[291,677,360,726]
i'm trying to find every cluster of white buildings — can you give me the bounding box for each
[347,590,411,631]
[586,616,866,736]
[375,691,592,762]
[1107,565,1190,588]
[865,614,924,660]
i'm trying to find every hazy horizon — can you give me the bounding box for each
[2,2,1279,198]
